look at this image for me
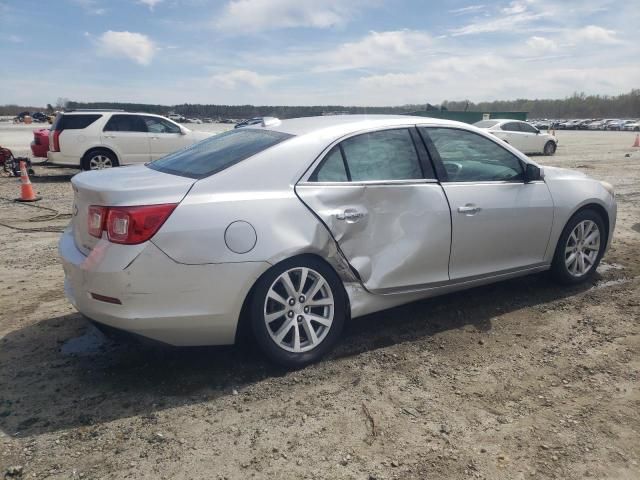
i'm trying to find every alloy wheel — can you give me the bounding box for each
[263,267,334,353]
[564,220,600,277]
[89,154,113,170]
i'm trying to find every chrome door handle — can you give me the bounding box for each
[458,205,481,215]
[336,209,366,223]
[103,134,116,139]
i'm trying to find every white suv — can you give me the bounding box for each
[47,110,213,170]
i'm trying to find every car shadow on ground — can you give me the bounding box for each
[30,174,75,183]
[0,272,593,437]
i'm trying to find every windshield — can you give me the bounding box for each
[148,128,293,179]
[473,120,501,128]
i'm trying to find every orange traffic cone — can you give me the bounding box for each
[633,134,640,148]
[15,160,41,202]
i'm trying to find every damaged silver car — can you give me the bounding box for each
[59,115,616,367]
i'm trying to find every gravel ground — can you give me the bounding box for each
[0,123,639,480]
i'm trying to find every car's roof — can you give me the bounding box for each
[63,110,166,118]
[259,114,466,137]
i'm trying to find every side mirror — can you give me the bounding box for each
[179,127,188,135]
[525,163,542,182]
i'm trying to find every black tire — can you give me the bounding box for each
[543,141,557,156]
[250,256,347,369]
[635,127,639,132]
[551,209,606,285]
[81,149,119,171]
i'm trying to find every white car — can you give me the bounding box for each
[48,110,213,170]
[474,119,558,155]
[623,121,640,132]
[59,115,616,367]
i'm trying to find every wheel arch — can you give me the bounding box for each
[234,252,351,345]
[571,202,610,241]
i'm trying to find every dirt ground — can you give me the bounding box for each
[0,124,639,480]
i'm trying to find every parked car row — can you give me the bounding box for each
[13,111,54,123]
[529,118,640,131]
[44,110,213,170]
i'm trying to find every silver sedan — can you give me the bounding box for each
[59,115,617,367]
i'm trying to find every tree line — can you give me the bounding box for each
[2,90,638,119]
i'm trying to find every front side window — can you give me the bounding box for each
[519,122,539,134]
[148,128,292,179]
[422,127,524,182]
[144,116,181,134]
[103,115,147,132]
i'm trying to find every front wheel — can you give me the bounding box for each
[551,209,606,284]
[543,141,557,156]
[250,257,346,368]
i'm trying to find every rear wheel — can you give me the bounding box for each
[551,209,605,284]
[543,141,557,156]
[82,149,118,171]
[250,257,346,368]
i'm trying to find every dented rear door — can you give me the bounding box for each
[295,127,451,294]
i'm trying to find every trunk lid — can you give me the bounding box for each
[71,165,195,254]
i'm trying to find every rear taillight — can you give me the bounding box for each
[88,204,177,245]
[88,206,106,238]
[51,130,61,152]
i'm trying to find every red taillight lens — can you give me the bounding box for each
[88,206,106,238]
[105,204,177,245]
[88,204,176,244]
[51,130,61,152]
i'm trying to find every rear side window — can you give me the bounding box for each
[311,129,423,182]
[501,122,522,132]
[473,120,500,128]
[54,114,102,130]
[311,146,348,182]
[148,128,293,179]
[104,115,147,132]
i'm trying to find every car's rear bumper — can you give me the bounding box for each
[47,151,79,166]
[30,141,48,158]
[59,227,270,346]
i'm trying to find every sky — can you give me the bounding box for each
[1,0,639,106]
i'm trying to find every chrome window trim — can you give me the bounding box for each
[298,178,439,187]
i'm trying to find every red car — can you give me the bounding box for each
[30,128,49,158]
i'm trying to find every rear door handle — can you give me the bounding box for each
[458,205,481,215]
[103,134,116,139]
[336,208,366,223]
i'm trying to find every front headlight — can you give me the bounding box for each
[600,181,615,197]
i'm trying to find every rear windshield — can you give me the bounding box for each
[147,128,293,179]
[53,114,102,130]
[473,120,500,128]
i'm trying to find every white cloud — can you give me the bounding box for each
[314,30,433,72]
[210,69,279,89]
[501,1,528,15]
[449,5,486,15]
[97,31,156,65]
[572,25,621,45]
[215,0,367,31]
[71,0,106,15]
[138,0,162,10]
[526,36,558,54]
